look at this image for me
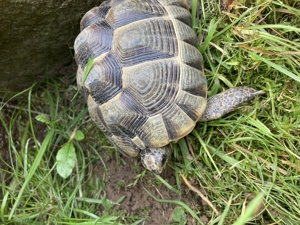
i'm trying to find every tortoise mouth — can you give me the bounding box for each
[140,146,171,174]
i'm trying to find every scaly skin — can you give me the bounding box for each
[199,86,264,122]
[140,146,171,174]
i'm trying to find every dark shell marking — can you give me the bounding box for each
[74,0,207,158]
[74,0,263,173]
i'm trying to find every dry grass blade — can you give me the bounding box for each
[180,173,220,216]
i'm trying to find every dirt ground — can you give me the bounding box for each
[92,154,210,224]
[0,102,209,225]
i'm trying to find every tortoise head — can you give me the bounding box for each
[140,146,171,174]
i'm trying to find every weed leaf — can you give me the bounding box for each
[74,130,85,141]
[35,114,52,125]
[172,206,187,225]
[56,141,76,179]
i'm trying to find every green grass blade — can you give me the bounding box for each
[155,174,181,194]
[191,0,198,29]
[247,24,300,33]
[212,7,253,39]
[208,145,248,171]
[217,195,233,225]
[8,129,55,219]
[200,18,218,52]
[72,57,94,101]
[249,52,300,82]
[232,192,264,225]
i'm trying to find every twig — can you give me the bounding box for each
[180,173,220,216]
[152,184,164,199]
[186,137,196,159]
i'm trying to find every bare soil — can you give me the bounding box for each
[92,154,209,224]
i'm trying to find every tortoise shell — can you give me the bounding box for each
[74,0,207,159]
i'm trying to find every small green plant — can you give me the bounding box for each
[55,128,84,178]
[36,113,86,179]
[171,206,187,225]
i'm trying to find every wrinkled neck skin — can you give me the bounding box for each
[140,146,172,174]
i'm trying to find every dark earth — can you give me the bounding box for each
[93,156,209,224]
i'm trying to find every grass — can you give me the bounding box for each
[0,83,130,224]
[1,0,300,224]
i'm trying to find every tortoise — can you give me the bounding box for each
[74,0,263,174]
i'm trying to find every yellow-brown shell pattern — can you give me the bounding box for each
[74,0,207,157]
